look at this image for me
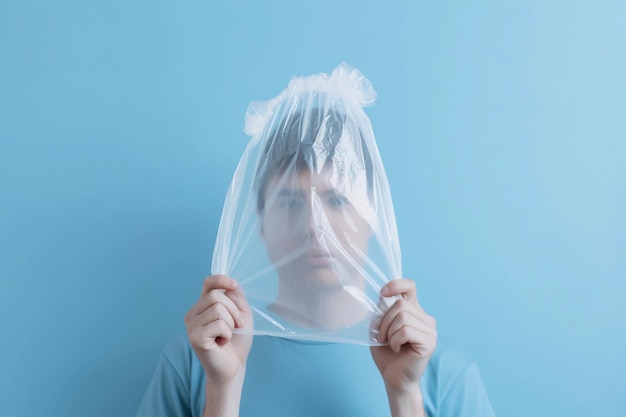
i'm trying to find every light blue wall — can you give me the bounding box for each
[1,1,624,416]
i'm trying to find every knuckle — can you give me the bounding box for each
[187,331,203,349]
[396,310,411,324]
[206,289,228,305]
[213,303,230,320]
[205,291,219,303]
[426,340,437,353]
[215,319,233,336]
[395,298,410,310]
[398,326,411,339]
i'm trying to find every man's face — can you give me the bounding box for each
[261,168,371,290]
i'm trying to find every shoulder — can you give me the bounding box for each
[161,331,194,360]
[159,332,194,365]
[156,331,198,386]
[422,336,496,416]
[135,333,199,417]
[423,336,479,397]
[429,336,475,376]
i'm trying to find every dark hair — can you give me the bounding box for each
[254,105,373,212]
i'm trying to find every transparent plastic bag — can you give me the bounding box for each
[212,63,401,345]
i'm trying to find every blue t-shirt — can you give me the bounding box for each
[136,333,495,417]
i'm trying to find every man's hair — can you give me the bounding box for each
[254,105,373,212]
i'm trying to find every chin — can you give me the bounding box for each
[278,258,358,291]
[299,265,357,290]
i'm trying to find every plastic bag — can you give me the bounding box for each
[212,63,402,345]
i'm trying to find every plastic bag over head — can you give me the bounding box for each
[212,63,402,345]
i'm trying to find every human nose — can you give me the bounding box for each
[301,192,326,242]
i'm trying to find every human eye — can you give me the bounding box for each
[326,193,348,209]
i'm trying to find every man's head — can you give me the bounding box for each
[253,99,375,289]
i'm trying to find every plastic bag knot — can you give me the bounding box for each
[244,62,376,138]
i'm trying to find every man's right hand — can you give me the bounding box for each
[184,274,253,416]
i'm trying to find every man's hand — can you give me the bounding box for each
[184,275,253,417]
[370,279,437,417]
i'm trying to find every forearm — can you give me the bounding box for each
[386,385,427,417]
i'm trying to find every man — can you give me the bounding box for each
[137,64,495,417]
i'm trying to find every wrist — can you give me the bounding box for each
[202,369,246,417]
[385,384,426,417]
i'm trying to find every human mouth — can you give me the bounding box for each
[306,252,334,268]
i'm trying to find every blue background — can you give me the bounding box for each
[1,1,624,416]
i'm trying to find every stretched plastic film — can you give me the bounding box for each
[212,63,402,345]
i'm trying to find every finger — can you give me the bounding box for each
[386,313,436,347]
[377,298,435,343]
[193,302,236,330]
[385,308,421,341]
[381,278,417,302]
[201,274,239,296]
[189,319,234,351]
[387,302,436,333]
[387,325,434,355]
[377,298,415,343]
[186,290,243,328]
[193,289,240,317]
[225,286,252,317]
[389,320,437,355]
[384,306,437,353]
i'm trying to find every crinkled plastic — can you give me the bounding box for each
[212,63,402,346]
